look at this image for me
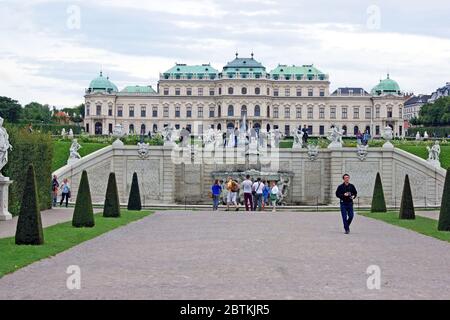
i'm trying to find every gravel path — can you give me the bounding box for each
[0,210,449,300]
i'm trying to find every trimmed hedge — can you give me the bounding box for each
[407,126,450,138]
[371,172,387,212]
[127,172,142,210]
[15,164,44,245]
[103,172,120,218]
[3,125,53,216]
[399,174,415,220]
[72,170,95,227]
[438,169,450,231]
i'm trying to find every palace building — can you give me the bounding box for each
[84,53,406,137]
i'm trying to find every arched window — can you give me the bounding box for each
[96,104,102,116]
[227,122,235,129]
[129,124,135,134]
[141,124,146,134]
[241,105,247,117]
[217,123,222,131]
[153,124,158,132]
[255,87,260,95]
[365,126,370,134]
[353,125,359,135]
[218,105,221,117]
[228,105,234,117]
[342,125,347,135]
[241,87,247,94]
[228,87,234,94]
[266,123,271,132]
[254,105,260,117]
[267,105,270,118]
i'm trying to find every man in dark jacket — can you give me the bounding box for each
[335,173,357,234]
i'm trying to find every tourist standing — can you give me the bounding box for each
[242,175,254,211]
[302,125,309,144]
[252,177,264,211]
[335,174,358,234]
[363,131,370,145]
[51,175,59,207]
[226,177,239,211]
[262,180,270,210]
[211,180,222,211]
[270,181,279,212]
[356,130,363,145]
[59,178,71,208]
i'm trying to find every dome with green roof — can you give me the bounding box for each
[88,71,118,93]
[371,74,401,96]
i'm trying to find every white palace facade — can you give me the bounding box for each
[84,53,406,137]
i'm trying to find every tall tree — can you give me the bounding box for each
[0,96,22,123]
[23,102,52,123]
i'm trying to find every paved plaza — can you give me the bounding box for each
[0,210,449,299]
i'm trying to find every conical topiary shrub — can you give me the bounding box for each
[399,174,415,220]
[371,172,387,212]
[438,168,450,231]
[103,172,120,218]
[72,170,95,227]
[15,164,44,245]
[127,172,142,211]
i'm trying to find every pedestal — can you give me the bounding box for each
[0,176,13,221]
[112,138,124,148]
[327,141,343,149]
[67,158,80,165]
[382,141,394,149]
[427,159,441,168]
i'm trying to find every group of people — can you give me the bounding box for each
[355,130,371,146]
[51,175,71,207]
[211,175,281,212]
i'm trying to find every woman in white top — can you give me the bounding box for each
[270,181,279,212]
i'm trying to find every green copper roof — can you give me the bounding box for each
[164,63,218,74]
[371,74,401,96]
[223,54,266,72]
[121,85,156,94]
[88,72,118,92]
[270,64,324,75]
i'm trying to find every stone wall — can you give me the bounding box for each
[53,145,446,207]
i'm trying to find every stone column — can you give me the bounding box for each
[0,176,13,221]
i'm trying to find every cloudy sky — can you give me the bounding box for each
[0,0,449,108]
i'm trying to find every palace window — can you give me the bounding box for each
[241,105,247,117]
[228,87,234,94]
[209,107,215,118]
[129,106,134,117]
[175,88,180,96]
[141,124,146,134]
[175,106,180,118]
[96,105,101,116]
[284,106,290,118]
[152,106,158,117]
[285,125,290,136]
[353,107,359,119]
[376,106,380,118]
[342,107,348,119]
[228,105,234,117]
[163,106,169,117]
[117,106,123,117]
[296,107,302,119]
[187,88,192,96]
[285,88,290,96]
[209,88,215,96]
[319,107,325,119]
[108,105,113,116]
[274,89,279,96]
[141,106,146,117]
[319,125,325,135]
[198,106,203,118]
[399,107,403,118]
[273,107,279,118]
[86,105,90,116]
[129,124,134,134]
[254,105,260,117]
[376,125,380,135]
[387,107,393,118]
[163,88,169,95]
[330,107,336,119]
[218,87,222,95]
[296,88,302,96]
[365,107,371,119]
[198,88,203,96]
[241,87,247,95]
[186,106,192,118]
[267,88,270,95]
[255,87,261,95]
[320,89,325,97]
[307,107,313,119]
[308,88,313,97]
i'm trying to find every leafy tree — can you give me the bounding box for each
[438,169,450,231]
[0,96,22,123]
[127,172,142,210]
[72,170,95,227]
[416,97,450,126]
[15,164,44,245]
[22,102,52,123]
[371,172,387,212]
[399,175,415,220]
[103,172,121,218]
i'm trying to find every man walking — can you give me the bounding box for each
[242,174,254,211]
[335,174,357,234]
[252,177,264,211]
[226,177,239,211]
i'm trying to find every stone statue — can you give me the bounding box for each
[0,117,12,175]
[382,126,394,148]
[415,132,421,141]
[327,126,343,148]
[68,128,74,139]
[61,128,66,138]
[204,127,215,149]
[307,144,319,161]
[356,144,369,161]
[427,141,441,167]
[292,129,304,149]
[137,141,150,159]
[69,139,81,160]
[215,129,223,148]
[423,131,429,140]
[162,126,176,146]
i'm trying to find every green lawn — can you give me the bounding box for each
[0,210,152,277]
[52,140,107,171]
[397,145,450,169]
[360,211,450,243]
